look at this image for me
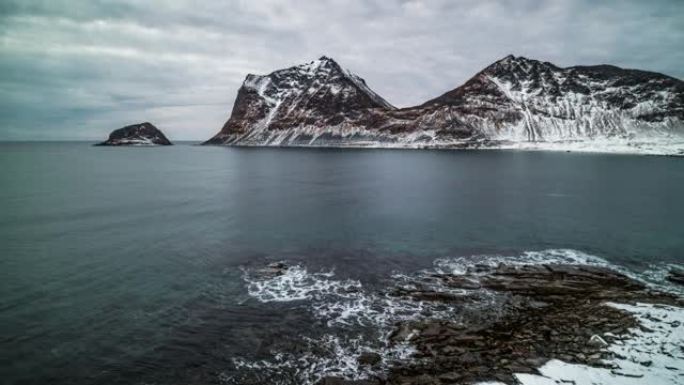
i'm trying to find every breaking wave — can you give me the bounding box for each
[243,265,361,303]
[433,248,682,295]
[432,248,611,275]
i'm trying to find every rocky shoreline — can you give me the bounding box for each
[311,264,683,385]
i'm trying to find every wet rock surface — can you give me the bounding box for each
[318,263,682,385]
[357,352,382,367]
[256,262,289,278]
[667,268,684,286]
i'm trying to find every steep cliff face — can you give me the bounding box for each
[97,122,172,146]
[204,55,684,154]
[204,56,393,145]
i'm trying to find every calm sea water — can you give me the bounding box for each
[1,142,683,384]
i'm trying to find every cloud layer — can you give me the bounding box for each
[1,0,682,140]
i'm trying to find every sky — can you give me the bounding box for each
[0,0,682,141]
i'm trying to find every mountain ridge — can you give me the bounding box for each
[204,55,683,155]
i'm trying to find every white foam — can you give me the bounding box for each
[640,263,684,296]
[232,335,369,384]
[432,248,611,276]
[243,264,460,327]
[243,265,361,303]
[230,333,415,385]
[235,263,459,383]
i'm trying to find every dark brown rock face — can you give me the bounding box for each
[204,56,394,145]
[97,122,172,146]
[357,352,382,367]
[204,55,684,150]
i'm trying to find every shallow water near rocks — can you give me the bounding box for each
[0,142,683,384]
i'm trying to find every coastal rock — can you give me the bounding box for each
[666,268,684,286]
[97,122,172,146]
[357,352,382,367]
[479,264,646,297]
[257,262,289,277]
[232,261,683,385]
[204,55,684,154]
[377,263,681,385]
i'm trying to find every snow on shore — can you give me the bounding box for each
[481,302,684,385]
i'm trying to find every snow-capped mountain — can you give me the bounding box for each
[204,56,393,145]
[204,55,684,155]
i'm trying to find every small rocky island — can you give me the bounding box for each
[96,122,172,146]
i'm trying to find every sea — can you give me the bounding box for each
[1,142,682,384]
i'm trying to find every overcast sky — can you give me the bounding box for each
[0,0,682,141]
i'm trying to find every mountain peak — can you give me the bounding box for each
[318,55,335,62]
[490,54,542,68]
[277,56,345,79]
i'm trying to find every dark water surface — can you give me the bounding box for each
[1,142,682,384]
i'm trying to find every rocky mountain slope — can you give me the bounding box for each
[97,122,172,146]
[204,56,393,145]
[204,56,683,155]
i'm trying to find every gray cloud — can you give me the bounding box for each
[0,0,682,140]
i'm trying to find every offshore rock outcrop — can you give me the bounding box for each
[97,122,172,146]
[204,56,684,155]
